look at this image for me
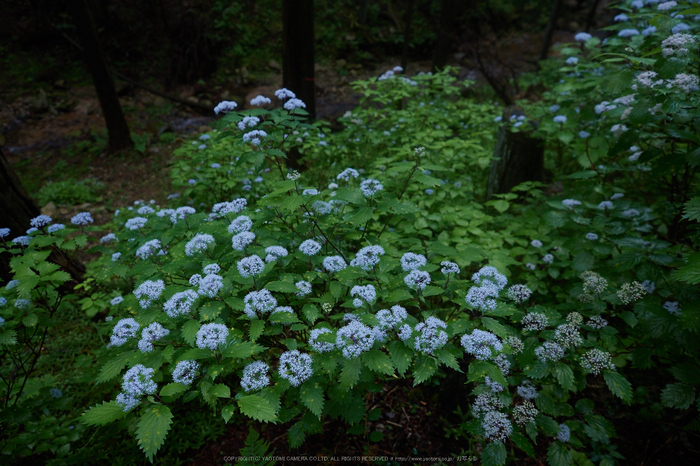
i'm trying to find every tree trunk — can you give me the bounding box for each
[68,0,133,151]
[538,0,564,63]
[432,0,458,71]
[486,111,545,200]
[0,148,85,283]
[401,0,415,73]
[585,0,601,32]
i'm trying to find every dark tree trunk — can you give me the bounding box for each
[0,148,85,283]
[432,0,458,71]
[282,0,315,169]
[585,0,601,32]
[486,110,545,200]
[538,0,564,63]
[68,0,132,151]
[401,0,415,73]
[283,0,316,119]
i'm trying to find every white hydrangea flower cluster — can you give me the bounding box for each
[212,198,247,218]
[400,252,427,271]
[136,239,164,260]
[466,266,507,312]
[299,239,322,256]
[185,233,215,256]
[232,231,256,250]
[228,215,253,233]
[170,206,196,224]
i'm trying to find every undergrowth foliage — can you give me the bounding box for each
[1,2,700,464]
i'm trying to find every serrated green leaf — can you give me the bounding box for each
[604,370,632,403]
[420,285,444,297]
[339,357,362,390]
[482,440,506,466]
[0,330,17,346]
[388,341,413,376]
[299,380,325,417]
[480,317,508,339]
[209,383,231,398]
[136,404,174,462]
[682,197,700,222]
[511,431,535,458]
[413,355,437,385]
[673,253,700,285]
[302,303,321,324]
[362,350,394,375]
[222,340,265,359]
[547,441,572,466]
[265,280,299,292]
[572,251,595,272]
[96,351,134,384]
[347,206,374,226]
[160,383,187,398]
[249,319,265,341]
[81,401,128,426]
[434,348,462,372]
[554,363,576,391]
[237,395,278,422]
[222,405,236,424]
[178,348,213,361]
[181,320,201,347]
[661,383,695,410]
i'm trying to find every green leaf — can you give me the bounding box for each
[485,199,510,213]
[661,383,695,410]
[339,357,362,390]
[413,355,437,385]
[572,251,595,272]
[0,330,17,346]
[249,319,265,341]
[482,440,506,466]
[603,370,632,403]
[222,340,265,359]
[682,196,700,222]
[554,363,576,391]
[96,351,134,384]
[434,348,462,372]
[181,320,201,347]
[136,404,174,462]
[299,380,325,417]
[221,405,236,424]
[347,206,374,226]
[160,383,187,398]
[511,431,535,458]
[673,253,700,285]
[481,317,508,339]
[420,285,444,297]
[81,401,128,426]
[237,395,278,422]
[362,350,394,375]
[178,348,212,361]
[265,280,299,293]
[388,341,413,376]
[547,441,572,466]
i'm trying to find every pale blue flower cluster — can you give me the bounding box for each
[170,206,196,224]
[517,380,538,399]
[506,284,532,303]
[100,233,118,243]
[196,323,229,350]
[213,199,247,218]
[30,215,52,228]
[581,349,614,375]
[337,168,360,181]
[241,361,270,392]
[197,274,223,298]
[440,261,460,275]
[299,239,322,256]
[172,360,200,386]
[275,88,295,100]
[244,289,277,318]
[238,255,265,277]
[232,231,256,250]
[164,290,199,317]
[404,270,431,291]
[350,245,384,270]
[305,325,333,351]
[350,284,376,307]
[214,100,237,114]
[461,329,503,360]
[48,224,65,233]
[14,299,31,309]
[284,98,306,110]
[400,252,426,271]
[414,317,447,354]
[242,130,267,145]
[278,350,313,386]
[535,341,565,362]
[116,364,157,412]
[323,255,347,272]
[237,116,260,131]
[265,246,288,263]
[295,281,312,297]
[557,424,571,442]
[336,321,375,358]
[125,217,148,230]
[71,212,93,226]
[185,233,215,256]
[134,280,165,309]
[136,239,164,259]
[359,179,383,197]
[250,95,272,106]
[110,296,123,306]
[522,312,548,331]
[110,318,140,347]
[138,322,170,353]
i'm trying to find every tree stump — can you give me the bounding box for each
[486,111,545,200]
